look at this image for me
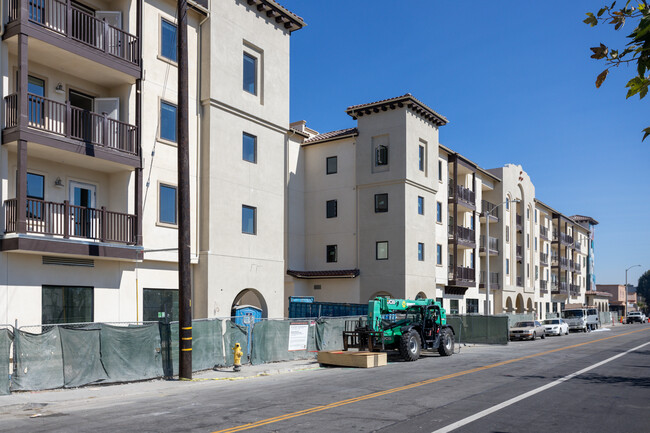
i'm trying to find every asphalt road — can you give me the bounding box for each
[2,324,649,433]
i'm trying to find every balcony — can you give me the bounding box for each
[560,233,573,246]
[540,226,549,241]
[516,245,522,261]
[569,284,580,296]
[479,271,500,290]
[516,214,522,232]
[448,265,475,287]
[575,240,582,250]
[479,235,498,255]
[540,279,548,293]
[573,261,580,272]
[516,276,523,287]
[4,92,139,165]
[448,184,475,209]
[552,281,568,295]
[449,225,475,248]
[480,200,499,222]
[4,0,140,77]
[540,252,549,266]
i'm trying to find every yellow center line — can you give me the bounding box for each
[212,328,649,433]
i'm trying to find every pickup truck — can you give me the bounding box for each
[626,311,645,324]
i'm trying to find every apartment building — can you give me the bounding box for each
[570,215,599,291]
[0,0,304,325]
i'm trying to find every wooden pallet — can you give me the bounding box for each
[317,350,387,368]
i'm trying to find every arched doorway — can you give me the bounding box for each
[415,292,427,300]
[232,288,268,318]
[515,294,524,314]
[526,298,534,313]
[370,291,393,300]
[505,297,513,313]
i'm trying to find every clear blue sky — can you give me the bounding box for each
[282,0,649,286]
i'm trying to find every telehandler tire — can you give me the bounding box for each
[438,328,454,356]
[399,330,421,361]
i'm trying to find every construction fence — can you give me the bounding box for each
[447,315,509,345]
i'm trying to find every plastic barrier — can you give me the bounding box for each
[250,320,317,365]
[315,317,351,351]
[100,324,164,383]
[224,321,249,366]
[447,315,509,345]
[0,329,11,395]
[12,327,65,391]
[498,313,534,328]
[192,319,226,371]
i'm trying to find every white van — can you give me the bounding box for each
[561,307,600,332]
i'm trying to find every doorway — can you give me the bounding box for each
[69,89,95,142]
[69,181,96,238]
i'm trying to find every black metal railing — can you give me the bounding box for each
[540,252,549,265]
[540,226,549,240]
[481,200,499,219]
[480,235,498,253]
[516,276,523,287]
[449,184,475,206]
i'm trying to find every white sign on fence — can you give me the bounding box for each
[288,322,309,351]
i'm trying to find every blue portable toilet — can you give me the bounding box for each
[232,305,263,326]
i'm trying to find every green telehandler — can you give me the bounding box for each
[343,297,455,361]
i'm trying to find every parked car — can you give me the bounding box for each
[542,318,569,336]
[626,311,645,324]
[509,321,546,341]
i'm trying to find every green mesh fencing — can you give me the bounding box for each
[315,317,350,351]
[223,321,248,366]
[497,313,534,328]
[192,320,225,371]
[447,315,509,345]
[12,327,64,391]
[60,327,108,387]
[0,329,12,395]
[250,320,316,365]
[100,324,164,382]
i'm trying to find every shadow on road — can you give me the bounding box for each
[575,373,650,388]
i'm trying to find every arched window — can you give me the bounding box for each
[376,145,388,166]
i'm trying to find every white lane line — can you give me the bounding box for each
[432,341,650,433]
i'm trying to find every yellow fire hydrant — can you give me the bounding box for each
[233,343,243,372]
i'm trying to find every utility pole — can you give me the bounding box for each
[624,265,641,323]
[177,0,192,379]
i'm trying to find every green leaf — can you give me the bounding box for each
[597,7,607,16]
[642,127,650,141]
[584,15,598,26]
[596,69,609,88]
[590,44,609,59]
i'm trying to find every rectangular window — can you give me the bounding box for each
[242,205,256,234]
[470,251,475,269]
[436,297,443,306]
[159,184,177,225]
[242,132,257,163]
[375,193,388,213]
[160,101,177,142]
[506,198,509,210]
[42,285,93,324]
[527,208,530,220]
[418,243,425,261]
[418,145,425,171]
[326,156,337,174]
[534,209,538,223]
[161,19,177,62]
[143,288,179,322]
[28,75,45,125]
[326,245,337,263]
[470,215,475,230]
[546,303,550,313]
[506,225,510,242]
[534,237,538,251]
[26,172,44,199]
[553,302,558,313]
[535,265,539,280]
[466,299,479,314]
[376,145,388,166]
[436,244,442,265]
[326,199,337,218]
[438,160,442,181]
[436,202,442,223]
[417,196,424,215]
[506,258,510,275]
[376,241,388,260]
[243,52,257,94]
[450,299,459,315]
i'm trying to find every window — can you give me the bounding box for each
[42,285,93,324]
[506,197,509,210]
[506,225,510,242]
[326,156,337,174]
[376,241,388,260]
[418,243,425,261]
[506,258,510,275]
[243,52,257,94]
[436,244,442,265]
[450,299,459,315]
[160,101,177,142]
[535,265,539,280]
[546,303,550,313]
[242,132,256,163]
[28,76,45,124]
[436,202,442,223]
[470,251,475,269]
[527,208,530,220]
[143,288,179,322]
[375,193,388,213]
[553,302,558,313]
[326,199,337,218]
[26,172,44,199]
[161,19,177,62]
[470,215,475,230]
[534,209,538,223]
[534,237,538,251]
[438,160,442,181]
[417,196,424,215]
[242,205,256,234]
[418,145,425,171]
[326,245,337,263]
[466,299,479,314]
[527,235,530,248]
[376,145,388,166]
[159,184,177,225]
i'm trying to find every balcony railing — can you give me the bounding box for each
[540,280,548,293]
[516,245,522,259]
[575,241,582,250]
[450,225,475,244]
[540,226,549,240]
[573,261,580,272]
[560,233,573,245]
[7,0,139,65]
[480,235,498,253]
[552,281,568,294]
[516,276,523,287]
[540,252,549,265]
[4,198,136,244]
[481,200,499,220]
[4,93,138,155]
[569,284,580,296]
[479,271,500,289]
[516,214,522,230]
[455,266,475,283]
[449,184,475,206]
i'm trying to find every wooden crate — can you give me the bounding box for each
[317,351,387,368]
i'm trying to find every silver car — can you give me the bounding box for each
[509,321,546,341]
[542,318,569,336]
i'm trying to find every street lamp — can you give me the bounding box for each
[484,198,520,315]
[624,264,641,322]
